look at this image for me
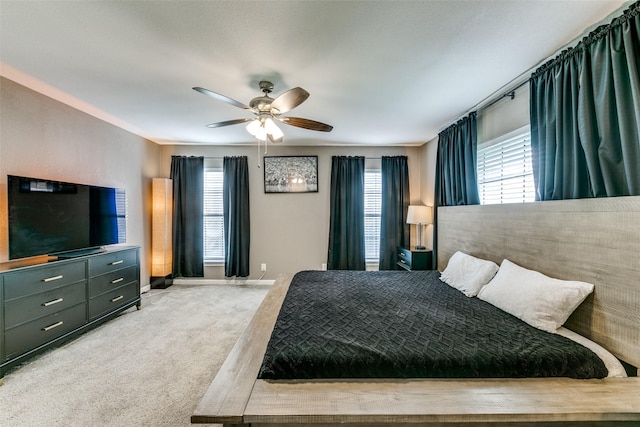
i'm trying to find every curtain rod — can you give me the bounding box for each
[475,78,529,115]
[205,156,391,160]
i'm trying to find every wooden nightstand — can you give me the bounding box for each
[397,246,433,271]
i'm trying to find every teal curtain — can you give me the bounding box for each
[379,156,410,270]
[328,156,365,270]
[170,156,204,278]
[530,1,640,199]
[223,156,250,278]
[435,112,480,207]
[530,53,588,200]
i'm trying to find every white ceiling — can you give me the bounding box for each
[0,1,628,146]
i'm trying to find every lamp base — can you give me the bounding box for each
[150,275,173,289]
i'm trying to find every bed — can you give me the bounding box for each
[258,270,614,380]
[192,196,640,426]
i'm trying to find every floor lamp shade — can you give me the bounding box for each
[406,205,433,249]
[151,178,172,278]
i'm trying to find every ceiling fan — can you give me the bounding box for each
[193,80,333,144]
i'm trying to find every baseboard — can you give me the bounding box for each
[173,278,274,286]
[140,284,151,294]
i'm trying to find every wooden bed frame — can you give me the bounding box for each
[192,196,640,426]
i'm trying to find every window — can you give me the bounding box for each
[115,188,127,244]
[203,169,224,262]
[477,128,535,205]
[364,169,381,262]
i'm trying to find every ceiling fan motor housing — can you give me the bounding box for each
[250,95,275,113]
[251,81,277,113]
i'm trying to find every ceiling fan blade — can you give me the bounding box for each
[205,118,253,128]
[279,116,333,132]
[193,87,252,110]
[270,87,309,114]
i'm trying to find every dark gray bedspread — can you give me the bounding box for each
[258,270,608,379]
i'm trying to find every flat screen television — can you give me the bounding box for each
[7,175,126,260]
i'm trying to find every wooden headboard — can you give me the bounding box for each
[437,196,640,369]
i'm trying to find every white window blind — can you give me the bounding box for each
[477,130,535,205]
[364,169,381,262]
[203,169,224,262]
[115,188,127,243]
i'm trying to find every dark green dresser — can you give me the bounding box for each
[0,246,140,378]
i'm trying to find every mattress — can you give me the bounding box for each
[258,270,609,379]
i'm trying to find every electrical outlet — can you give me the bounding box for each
[261,263,267,272]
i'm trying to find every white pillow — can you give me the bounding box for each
[439,251,499,297]
[477,259,594,333]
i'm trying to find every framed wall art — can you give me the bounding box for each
[263,155,318,193]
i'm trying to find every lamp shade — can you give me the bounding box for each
[406,205,432,225]
[151,178,173,277]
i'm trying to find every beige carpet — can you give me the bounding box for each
[0,283,270,426]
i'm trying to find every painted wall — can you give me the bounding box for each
[0,77,161,288]
[160,144,423,280]
[420,136,438,250]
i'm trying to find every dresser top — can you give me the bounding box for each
[0,246,139,273]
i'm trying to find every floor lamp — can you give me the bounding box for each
[406,205,433,250]
[151,178,173,289]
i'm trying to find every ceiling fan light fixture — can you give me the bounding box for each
[264,118,284,141]
[268,133,284,144]
[246,119,262,137]
[255,126,268,142]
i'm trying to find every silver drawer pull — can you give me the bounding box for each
[42,298,64,307]
[110,260,124,266]
[43,275,64,282]
[42,321,64,331]
[111,295,124,303]
[111,278,124,284]
[399,252,406,257]
[399,259,407,264]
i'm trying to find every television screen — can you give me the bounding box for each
[7,175,126,259]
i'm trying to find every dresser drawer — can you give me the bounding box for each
[88,249,137,278]
[4,303,87,360]
[3,261,86,301]
[89,265,138,298]
[4,281,87,329]
[89,282,138,320]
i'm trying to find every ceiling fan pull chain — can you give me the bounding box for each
[257,138,262,168]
